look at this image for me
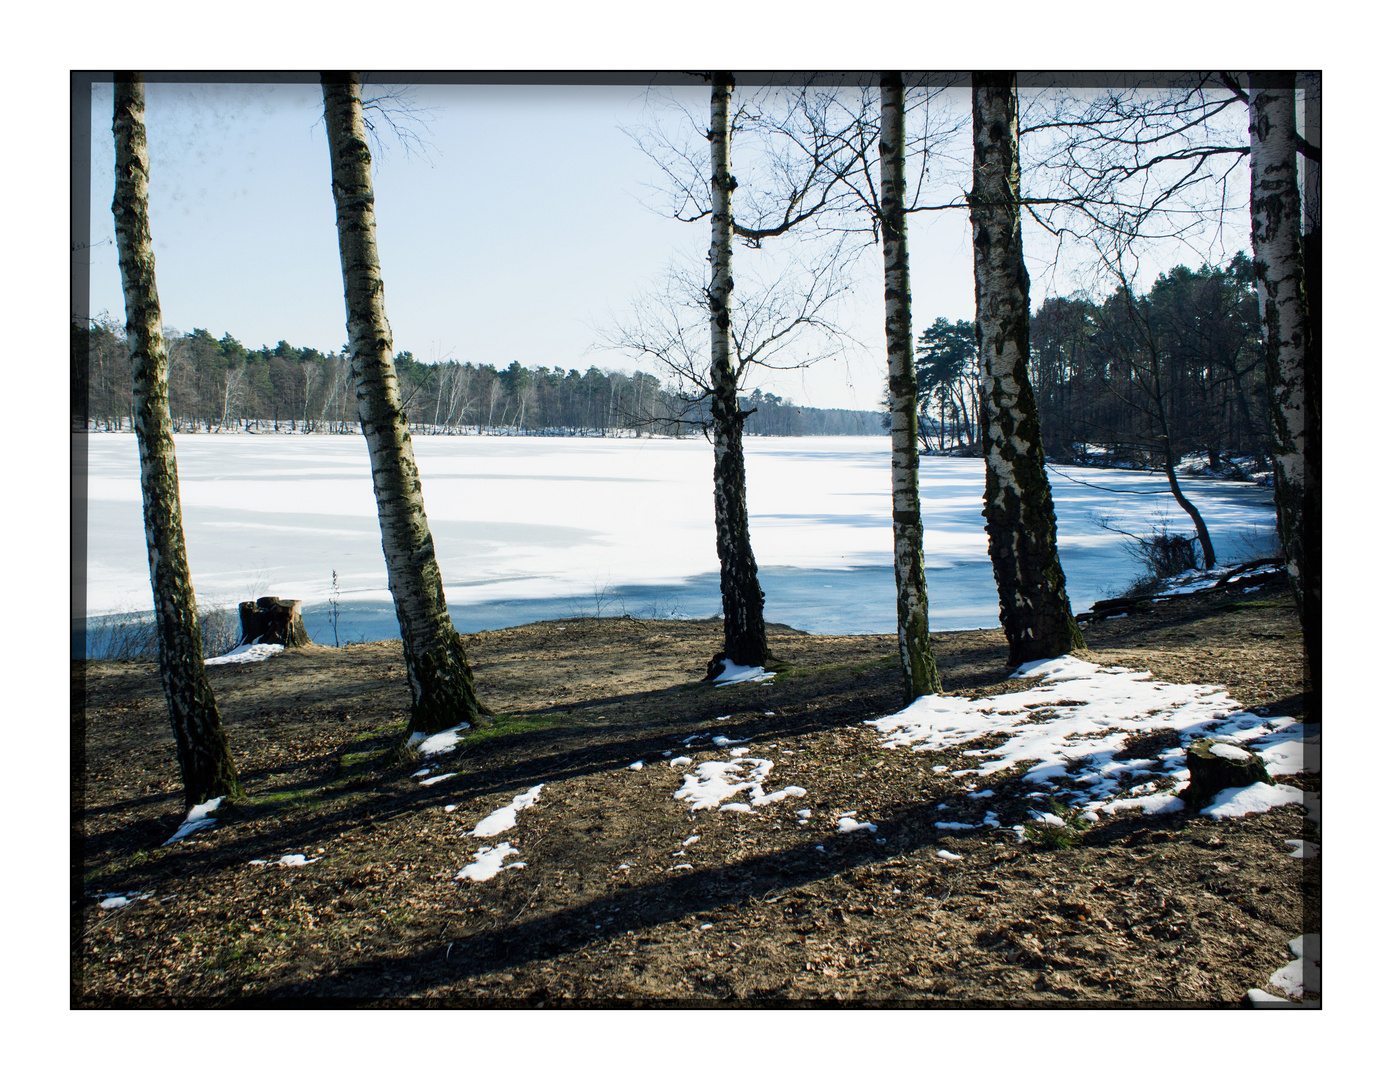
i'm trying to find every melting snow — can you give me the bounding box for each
[204,643,284,665]
[837,816,877,834]
[419,772,457,787]
[713,661,777,685]
[472,784,545,837]
[456,843,526,882]
[672,756,806,812]
[406,722,472,757]
[867,656,1316,817]
[163,796,223,845]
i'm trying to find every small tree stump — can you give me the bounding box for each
[1181,738,1272,808]
[237,596,311,648]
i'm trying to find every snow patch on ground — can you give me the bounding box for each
[472,785,545,837]
[204,643,284,665]
[419,773,457,787]
[836,816,877,834]
[406,722,472,757]
[98,892,153,909]
[713,661,777,685]
[249,853,321,868]
[1284,839,1320,859]
[456,843,526,882]
[163,796,223,845]
[866,655,1316,819]
[671,755,806,813]
[1201,783,1306,819]
[1249,935,1321,1005]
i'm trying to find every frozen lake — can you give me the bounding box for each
[76,433,1275,652]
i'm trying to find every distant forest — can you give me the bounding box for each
[71,321,882,439]
[74,257,1265,463]
[915,257,1267,471]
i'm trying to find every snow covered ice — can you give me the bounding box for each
[81,433,1275,649]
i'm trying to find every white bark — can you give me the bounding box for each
[1248,74,1311,624]
[322,73,484,731]
[879,74,939,700]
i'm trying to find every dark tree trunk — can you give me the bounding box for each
[322,73,486,733]
[706,72,770,675]
[969,72,1084,667]
[237,596,311,648]
[113,76,241,808]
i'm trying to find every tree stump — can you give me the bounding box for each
[237,596,311,648]
[1181,738,1273,808]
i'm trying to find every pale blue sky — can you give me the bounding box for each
[81,75,987,412]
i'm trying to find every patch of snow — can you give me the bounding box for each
[683,834,700,846]
[968,788,995,799]
[796,809,812,821]
[163,796,223,845]
[867,655,1308,818]
[752,785,806,806]
[406,722,472,757]
[471,784,545,837]
[728,747,751,756]
[456,843,526,882]
[419,772,457,787]
[836,816,877,834]
[273,853,320,867]
[1265,935,1320,1001]
[669,756,693,768]
[204,643,284,666]
[443,804,456,812]
[1284,839,1320,859]
[98,892,152,909]
[628,760,644,771]
[1201,783,1306,819]
[672,757,776,811]
[1208,742,1251,761]
[719,803,754,813]
[1102,793,1185,816]
[713,660,777,685]
[936,849,963,861]
[936,821,975,830]
[412,767,433,777]
[668,864,694,871]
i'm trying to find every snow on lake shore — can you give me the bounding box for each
[81,433,1275,646]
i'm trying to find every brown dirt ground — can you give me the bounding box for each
[73,579,1317,1007]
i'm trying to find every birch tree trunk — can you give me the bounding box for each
[1249,72,1317,678]
[879,74,941,701]
[969,72,1084,666]
[322,73,485,733]
[707,72,770,674]
[112,76,241,809]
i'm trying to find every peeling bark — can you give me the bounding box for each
[969,73,1084,666]
[879,74,941,701]
[1249,72,1318,690]
[322,74,485,733]
[112,76,241,808]
[706,73,770,673]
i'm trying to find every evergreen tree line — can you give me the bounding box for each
[914,256,1266,471]
[72,319,882,438]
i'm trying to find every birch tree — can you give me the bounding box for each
[879,73,941,700]
[112,76,241,808]
[1248,72,1317,668]
[969,72,1084,665]
[321,73,486,733]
